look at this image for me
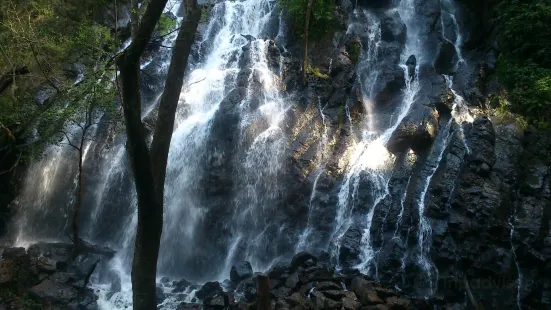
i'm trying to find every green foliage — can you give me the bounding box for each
[496,0,551,127]
[279,0,336,40]
[0,0,119,162]
[347,42,361,64]
[157,13,177,37]
[307,65,329,79]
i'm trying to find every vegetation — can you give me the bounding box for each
[0,0,117,163]
[280,0,336,41]
[307,65,329,79]
[496,0,551,128]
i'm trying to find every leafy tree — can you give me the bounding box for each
[496,0,551,127]
[54,76,118,254]
[280,0,336,40]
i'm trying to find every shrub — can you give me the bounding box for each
[496,0,551,127]
[279,0,336,41]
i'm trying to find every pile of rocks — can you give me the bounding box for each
[175,252,432,310]
[0,241,114,310]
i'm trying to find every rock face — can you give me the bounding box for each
[0,242,115,309]
[230,261,253,283]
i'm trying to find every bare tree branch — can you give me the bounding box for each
[61,131,80,151]
[0,151,21,175]
[140,69,161,82]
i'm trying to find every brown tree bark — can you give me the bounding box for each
[130,0,140,39]
[257,274,271,310]
[150,0,201,196]
[116,0,201,309]
[302,0,314,85]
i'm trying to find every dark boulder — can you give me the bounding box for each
[235,277,256,302]
[381,11,407,45]
[196,281,223,301]
[387,113,439,154]
[204,293,227,309]
[406,55,417,79]
[230,261,253,283]
[290,252,317,270]
[28,279,79,305]
[338,226,363,268]
[434,42,457,75]
[356,0,392,9]
[156,285,166,304]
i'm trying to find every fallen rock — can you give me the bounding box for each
[322,290,348,301]
[28,279,78,304]
[230,261,253,283]
[315,281,342,291]
[284,272,300,289]
[385,296,411,309]
[290,252,317,270]
[196,281,223,300]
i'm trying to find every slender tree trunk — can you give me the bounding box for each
[116,0,201,308]
[119,61,162,310]
[150,0,201,194]
[72,147,83,255]
[257,274,271,310]
[302,0,314,85]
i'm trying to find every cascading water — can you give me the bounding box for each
[331,1,422,273]
[509,214,522,310]
[295,97,329,252]
[7,0,500,305]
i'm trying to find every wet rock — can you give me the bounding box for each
[381,11,407,45]
[374,287,398,299]
[28,279,78,304]
[285,292,311,308]
[434,42,457,75]
[315,281,342,291]
[406,55,416,79]
[272,286,292,300]
[290,252,318,270]
[235,278,256,302]
[204,293,227,309]
[231,261,253,283]
[310,290,327,308]
[160,277,170,285]
[343,296,360,310]
[339,226,363,268]
[156,285,166,304]
[322,290,348,301]
[284,272,300,289]
[387,106,439,154]
[361,305,389,310]
[196,281,223,300]
[178,303,203,310]
[172,278,192,293]
[385,296,411,309]
[356,0,393,9]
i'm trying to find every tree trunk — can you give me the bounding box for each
[150,0,201,195]
[72,147,83,256]
[116,0,201,308]
[116,1,168,309]
[130,0,140,39]
[302,0,314,85]
[257,274,271,310]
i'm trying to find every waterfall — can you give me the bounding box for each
[509,214,522,310]
[331,0,423,273]
[295,97,329,252]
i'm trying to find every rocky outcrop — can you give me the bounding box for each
[0,242,114,309]
[175,252,435,310]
